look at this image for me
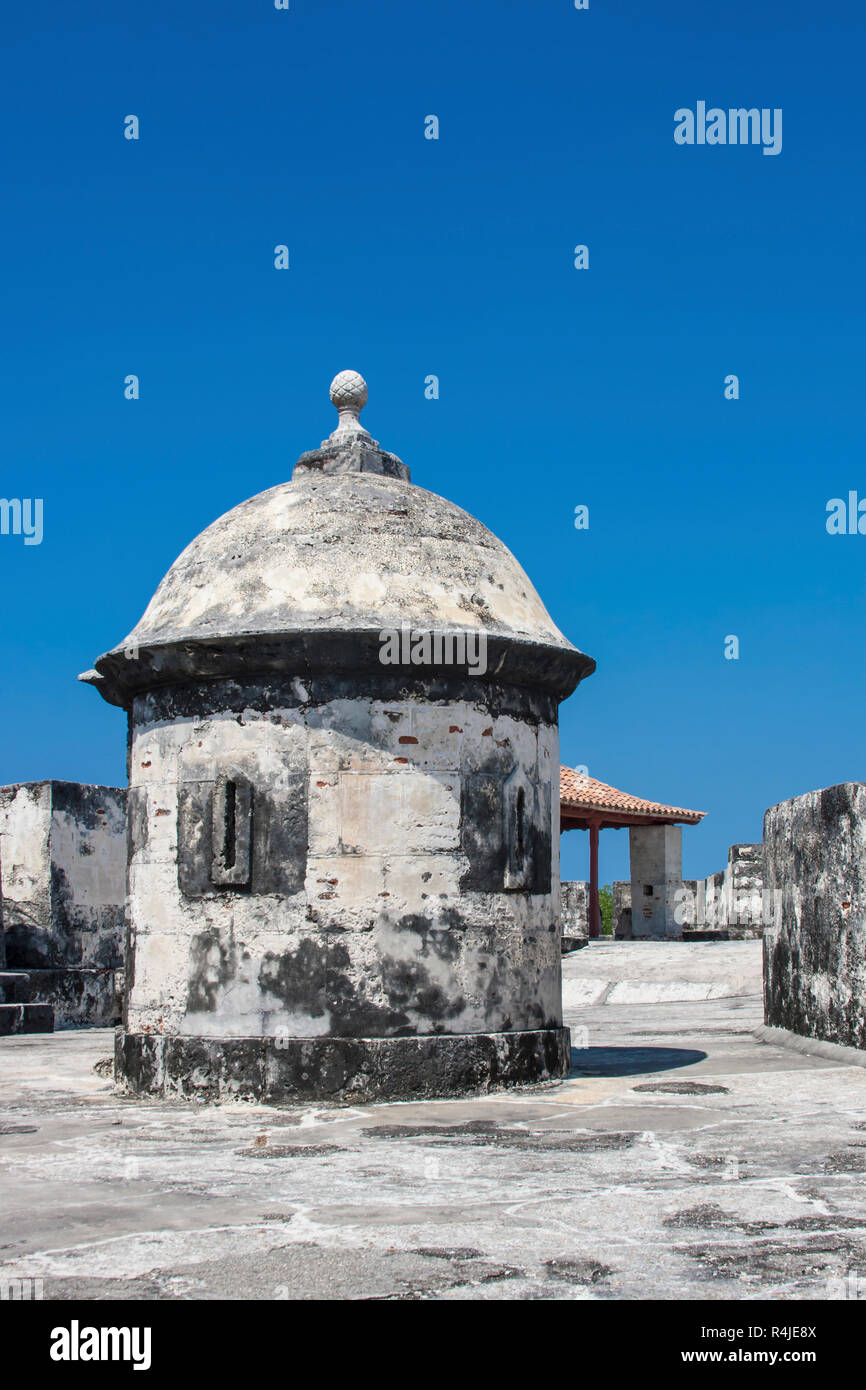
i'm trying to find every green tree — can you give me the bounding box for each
[599,884,613,936]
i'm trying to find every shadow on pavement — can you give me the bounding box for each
[569,1046,707,1077]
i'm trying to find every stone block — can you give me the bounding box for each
[6,969,120,1027]
[0,1002,54,1035]
[763,783,866,1049]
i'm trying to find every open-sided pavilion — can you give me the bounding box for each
[560,769,705,938]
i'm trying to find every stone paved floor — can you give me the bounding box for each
[562,937,764,1007]
[1,943,865,1300]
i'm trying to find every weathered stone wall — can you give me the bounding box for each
[676,879,698,929]
[697,872,725,930]
[560,880,587,947]
[49,783,126,969]
[0,842,5,969]
[690,846,763,938]
[0,782,126,1025]
[125,676,562,1044]
[613,880,632,938]
[725,843,763,938]
[615,878,698,937]
[763,783,866,1049]
[0,783,52,965]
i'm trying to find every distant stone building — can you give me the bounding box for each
[81,371,596,1102]
[763,783,866,1050]
[0,781,126,1032]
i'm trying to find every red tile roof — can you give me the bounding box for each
[560,768,705,825]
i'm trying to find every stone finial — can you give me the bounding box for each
[328,370,370,439]
[293,369,410,481]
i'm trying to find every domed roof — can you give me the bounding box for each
[82,373,595,707]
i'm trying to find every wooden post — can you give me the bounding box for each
[589,819,600,938]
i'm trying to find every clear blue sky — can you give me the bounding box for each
[1,1,864,887]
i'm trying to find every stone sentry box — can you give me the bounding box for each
[81,372,595,1102]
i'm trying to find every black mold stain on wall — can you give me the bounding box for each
[460,767,551,895]
[186,929,239,1013]
[258,940,328,1017]
[138,676,558,727]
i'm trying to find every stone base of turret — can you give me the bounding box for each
[115,1027,572,1103]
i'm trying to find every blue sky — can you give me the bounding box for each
[1,0,864,886]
